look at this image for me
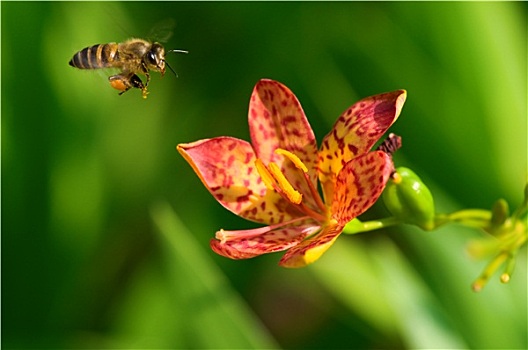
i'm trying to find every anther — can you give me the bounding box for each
[255,159,277,191]
[275,148,327,213]
[275,149,308,173]
[268,163,303,204]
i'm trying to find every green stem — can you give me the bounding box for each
[342,206,522,238]
[446,209,491,222]
[342,216,402,235]
[435,209,492,229]
[343,209,492,235]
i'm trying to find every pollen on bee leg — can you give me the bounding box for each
[108,76,128,92]
[142,88,149,99]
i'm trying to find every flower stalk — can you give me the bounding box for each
[343,169,528,292]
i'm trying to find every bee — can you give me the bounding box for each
[69,38,187,98]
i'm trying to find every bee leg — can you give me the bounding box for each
[141,72,151,99]
[109,74,133,95]
[109,73,145,97]
[144,72,151,87]
[129,74,145,90]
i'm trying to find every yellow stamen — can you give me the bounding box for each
[268,162,303,204]
[276,148,327,214]
[275,148,308,173]
[255,158,277,190]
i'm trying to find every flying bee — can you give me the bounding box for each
[69,38,187,98]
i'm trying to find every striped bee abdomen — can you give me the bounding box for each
[69,43,118,69]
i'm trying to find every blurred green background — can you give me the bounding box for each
[2,2,526,349]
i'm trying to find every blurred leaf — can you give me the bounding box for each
[309,239,400,343]
[371,238,467,349]
[149,201,279,349]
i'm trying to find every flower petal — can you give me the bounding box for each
[177,137,297,224]
[248,79,319,208]
[279,223,344,268]
[210,224,320,260]
[318,90,406,200]
[332,151,394,225]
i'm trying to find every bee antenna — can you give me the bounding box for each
[165,49,188,77]
[164,61,179,77]
[168,49,189,55]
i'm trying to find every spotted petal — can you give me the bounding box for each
[249,79,319,208]
[332,151,394,225]
[177,137,297,224]
[279,223,344,268]
[318,90,406,202]
[210,224,320,260]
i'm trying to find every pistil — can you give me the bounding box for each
[216,216,314,243]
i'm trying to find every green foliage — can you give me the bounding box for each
[2,2,526,349]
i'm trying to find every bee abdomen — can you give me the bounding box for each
[69,43,118,69]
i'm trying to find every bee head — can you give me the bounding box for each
[145,43,187,78]
[145,43,167,75]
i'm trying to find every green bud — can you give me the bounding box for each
[490,199,509,228]
[382,167,436,231]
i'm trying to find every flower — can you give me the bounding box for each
[177,79,406,267]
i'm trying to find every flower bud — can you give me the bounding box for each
[490,199,509,228]
[382,167,435,230]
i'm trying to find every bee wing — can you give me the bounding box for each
[148,18,175,43]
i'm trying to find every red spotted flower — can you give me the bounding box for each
[177,79,406,267]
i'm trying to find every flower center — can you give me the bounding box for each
[255,148,328,223]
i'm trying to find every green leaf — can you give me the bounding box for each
[149,201,279,349]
